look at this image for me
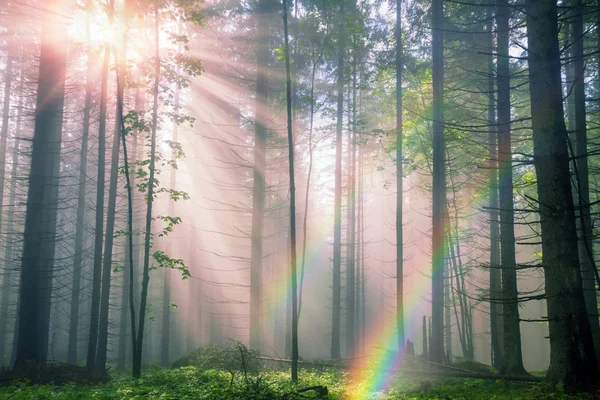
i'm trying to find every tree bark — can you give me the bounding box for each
[496,0,526,375]
[331,0,345,361]
[570,0,600,363]
[67,37,94,367]
[87,45,110,370]
[0,69,22,365]
[14,0,67,366]
[133,10,161,378]
[282,0,298,381]
[96,43,126,370]
[526,0,600,388]
[395,0,404,354]
[487,5,503,371]
[430,0,445,364]
[249,0,270,352]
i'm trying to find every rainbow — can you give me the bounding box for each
[346,238,447,399]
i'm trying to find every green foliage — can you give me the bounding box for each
[2,364,600,399]
[152,250,190,279]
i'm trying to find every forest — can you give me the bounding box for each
[0,0,599,398]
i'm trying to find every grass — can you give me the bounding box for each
[0,366,598,399]
[0,345,596,399]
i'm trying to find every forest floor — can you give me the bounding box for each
[0,366,597,400]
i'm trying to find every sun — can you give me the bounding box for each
[68,2,123,49]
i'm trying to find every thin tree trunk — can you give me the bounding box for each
[496,0,526,375]
[282,0,298,381]
[0,71,22,365]
[331,0,345,361]
[14,0,67,365]
[67,37,94,367]
[526,0,600,388]
[0,53,14,365]
[430,0,445,364]
[487,4,503,371]
[87,45,110,370]
[571,0,600,363]
[345,40,357,359]
[133,10,160,378]
[96,42,126,370]
[116,234,130,371]
[160,31,182,367]
[395,0,404,354]
[298,49,321,320]
[249,0,269,353]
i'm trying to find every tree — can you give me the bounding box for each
[570,0,600,362]
[331,0,345,361]
[395,0,404,353]
[496,0,526,375]
[249,0,271,352]
[526,0,600,388]
[282,0,298,382]
[14,0,67,366]
[67,22,94,366]
[430,0,445,364]
[87,44,110,370]
[486,5,503,370]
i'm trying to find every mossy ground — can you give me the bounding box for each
[0,366,597,400]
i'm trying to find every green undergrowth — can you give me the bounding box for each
[0,344,596,400]
[0,367,597,399]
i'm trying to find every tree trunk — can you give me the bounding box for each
[487,5,503,371]
[496,0,526,375]
[571,0,600,363]
[395,0,404,354]
[249,0,270,353]
[160,35,181,367]
[331,0,345,361]
[430,0,445,364]
[116,234,130,371]
[14,0,67,365]
[96,53,125,371]
[67,40,94,367]
[0,70,22,365]
[0,52,14,366]
[133,10,160,378]
[526,0,600,388]
[282,0,298,381]
[87,45,110,370]
[346,36,357,359]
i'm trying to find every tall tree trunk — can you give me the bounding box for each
[0,54,13,230]
[331,0,345,361]
[346,43,357,359]
[133,10,160,379]
[116,234,130,371]
[249,0,269,352]
[526,0,600,388]
[298,46,321,320]
[14,0,67,365]
[282,0,298,381]
[430,0,445,364]
[0,70,22,365]
[571,0,600,362]
[96,41,126,370]
[496,0,526,375]
[87,45,110,370]
[186,220,197,353]
[67,39,94,367]
[0,52,14,365]
[160,33,181,367]
[444,258,451,362]
[487,5,503,371]
[395,0,404,353]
